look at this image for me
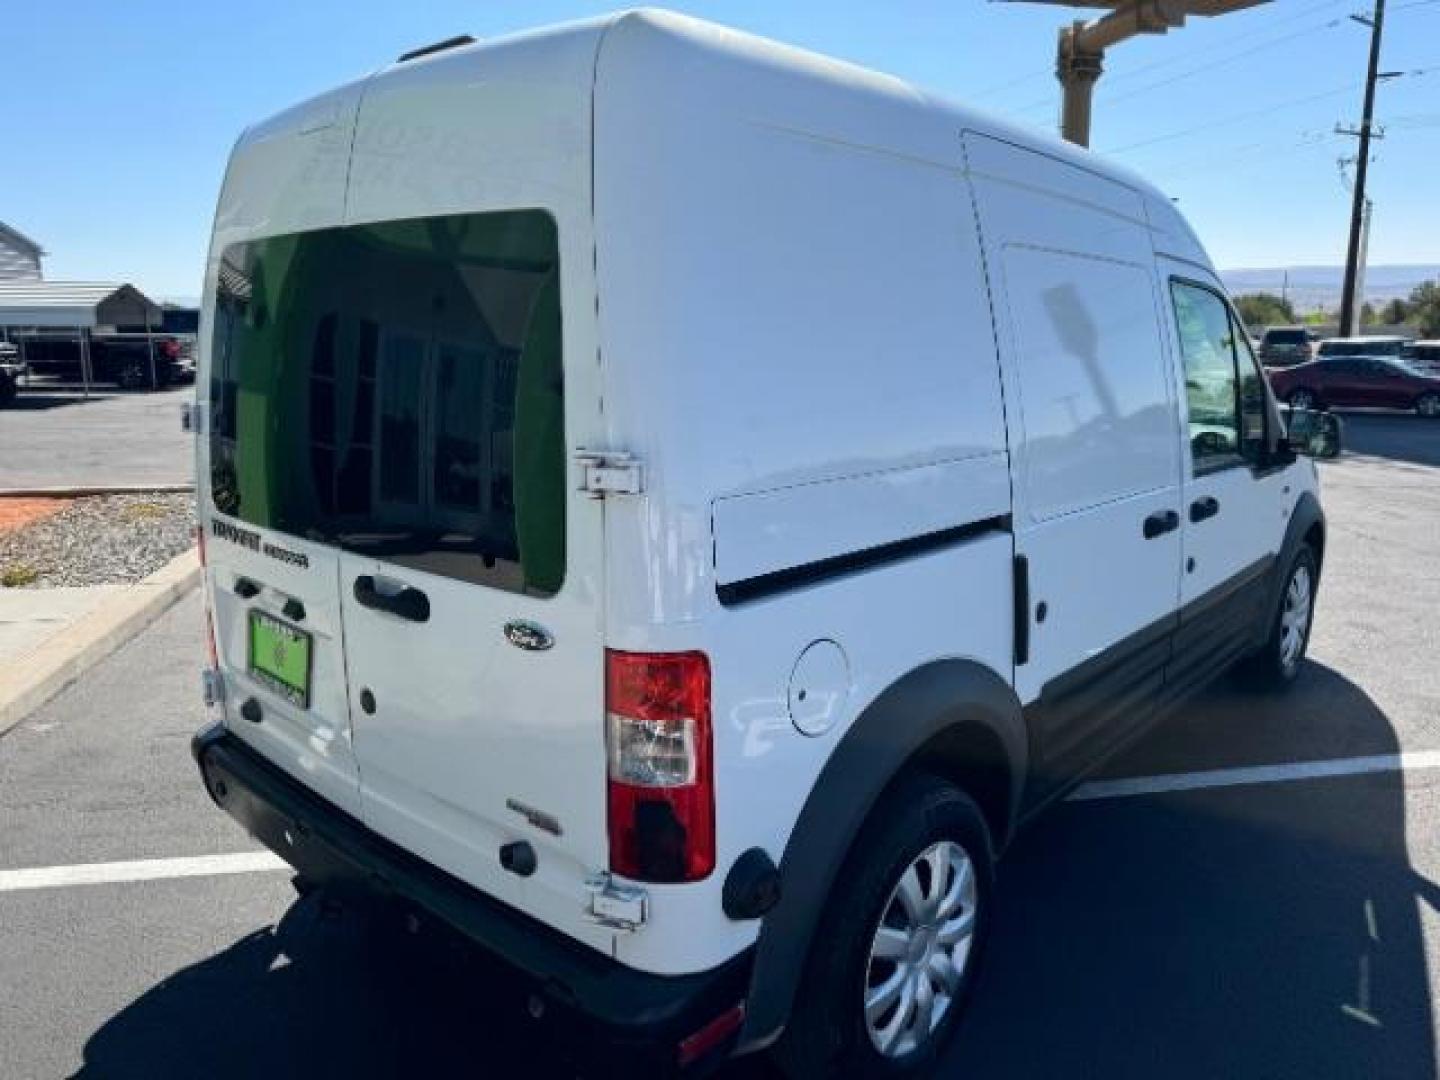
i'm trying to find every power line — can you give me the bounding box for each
[1100,62,1438,155]
[1099,16,1347,106]
[1001,0,1353,118]
[1102,83,1361,154]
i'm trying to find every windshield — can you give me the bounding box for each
[208,210,567,597]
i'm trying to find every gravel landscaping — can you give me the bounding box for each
[0,492,195,588]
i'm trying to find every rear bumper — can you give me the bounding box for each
[192,723,751,1073]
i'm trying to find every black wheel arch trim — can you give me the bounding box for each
[737,658,1024,1050]
[1266,489,1324,627]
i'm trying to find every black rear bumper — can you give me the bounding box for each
[191,723,751,1073]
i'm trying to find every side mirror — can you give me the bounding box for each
[1282,406,1343,460]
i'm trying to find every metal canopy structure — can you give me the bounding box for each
[0,280,166,397]
[1000,0,1269,146]
[0,280,162,329]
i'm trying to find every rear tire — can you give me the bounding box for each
[1239,545,1317,690]
[1417,392,1440,419]
[1287,387,1317,411]
[772,774,993,1079]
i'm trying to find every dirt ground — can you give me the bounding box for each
[0,497,71,535]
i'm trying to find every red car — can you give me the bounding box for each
[1266,353,1440,418]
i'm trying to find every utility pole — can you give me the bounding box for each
[1338,0,1387,337]
[999,1,1268,148]
[1353,198,1373,325]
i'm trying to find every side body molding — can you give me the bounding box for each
[739,659,1026,1048]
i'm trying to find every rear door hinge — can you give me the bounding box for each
[181,400,205,435]
[583,872,649,931]
[575,449,644,498]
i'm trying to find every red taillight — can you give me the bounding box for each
[161,339,180,358]
[605,650,714,883]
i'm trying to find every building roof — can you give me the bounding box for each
[0,222,45,257]
[0,280,162,329]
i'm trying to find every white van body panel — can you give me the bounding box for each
[197,9,1320,985]
[963,132,1183,714]
[592,11,1013,971]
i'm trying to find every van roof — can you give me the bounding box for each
[232,8,1209,267]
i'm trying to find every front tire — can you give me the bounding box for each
[772,775,993,1079]
[1240,546,1317,689]
[1416,392,1440,419]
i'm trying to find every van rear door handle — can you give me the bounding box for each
[1142,510,1180,539]
[353,575,431,623]
[1189,496,1220,523]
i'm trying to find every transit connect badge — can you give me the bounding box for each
[504,620,554,652]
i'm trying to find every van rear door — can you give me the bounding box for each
[307,209,610,940]
[202,82,369,817]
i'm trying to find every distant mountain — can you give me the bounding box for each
[1222,265,1440,312]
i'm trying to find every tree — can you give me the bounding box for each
[1233,292,1296,329]
[1361,302,1376,326]
[1410,280,1440,337]
[1381,298,1412,326]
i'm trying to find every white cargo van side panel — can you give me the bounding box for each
[595,16,1013,973]
[964,133,1183,716]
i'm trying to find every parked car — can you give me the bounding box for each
[189,13,1338,1077]
[1257,326,1315,367]
[16,332,187,389]
[1267,354,1440,416]
[0,342,24,406]
[1314,335,1408,360]
[1402,340,1440,371]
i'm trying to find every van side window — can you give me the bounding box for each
[1169,281,1244,474]
[208,210,566,598]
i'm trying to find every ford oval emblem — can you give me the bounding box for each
[504,620,554,652]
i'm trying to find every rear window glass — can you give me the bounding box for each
[1264,330,1308,345]
[208,210,566,597]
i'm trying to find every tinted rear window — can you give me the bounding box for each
[208,210,566,597]
[1264,330,1308,345]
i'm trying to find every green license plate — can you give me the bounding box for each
[248,610,312,708]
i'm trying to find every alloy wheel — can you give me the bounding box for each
[1279,563,1313,673]
[863,840,978,1059]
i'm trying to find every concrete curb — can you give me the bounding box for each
[0,547,201,737]
[0,484,194,498]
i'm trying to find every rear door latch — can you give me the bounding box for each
[574,450,644,498]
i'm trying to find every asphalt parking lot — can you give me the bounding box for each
[1,413,1437,1079]
[0,384,194,490]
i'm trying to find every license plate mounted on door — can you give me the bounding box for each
[248,610,312,708]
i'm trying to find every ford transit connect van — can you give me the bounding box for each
[190,11,1337,1076]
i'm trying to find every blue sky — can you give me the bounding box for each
[2,0,1437,299]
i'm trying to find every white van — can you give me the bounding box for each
[190,11,1338,1076]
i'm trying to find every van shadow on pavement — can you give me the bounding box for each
[76,663,1434,1079]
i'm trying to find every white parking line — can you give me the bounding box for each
[1070,750,1440,802]
[0,851,288,894]
[3,752,1438,893]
